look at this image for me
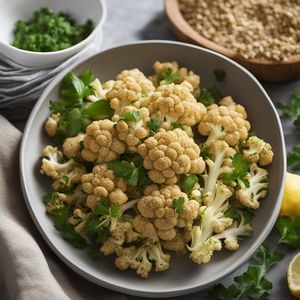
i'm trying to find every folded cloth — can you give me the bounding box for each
[0,115,128,300]
[0,32,103,121]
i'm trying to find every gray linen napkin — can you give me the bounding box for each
[0,115,128,300]
[0,32,103,121]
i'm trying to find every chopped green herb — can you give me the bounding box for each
[51,207,71,230]
[81,100,114,121]
[148,119,161,134]
[199,143,211,160]
[180,174,198,193]
[223,153,250,188]
[172,122,185,130]
[157,68,180,85]
[61,224,87,248]
[197,86,223,106]
[277,91,300,121]
[12,7,94,52]
[276,216,300,248]
[287,145,300,170]
[119,111,141,125]
[172,197,185,214]
[208,244,284,300]
[213,69,226,81]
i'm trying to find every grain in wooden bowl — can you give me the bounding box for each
[164,0,300,82]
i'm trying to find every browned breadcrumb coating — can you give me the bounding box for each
[141,82,206,127]
[137,184,200,240]
[81,163,128,209]
[81,120,126,163]
[137,129,205,184]
[198,96,250,146]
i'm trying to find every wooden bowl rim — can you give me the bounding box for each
[164,0,300,66]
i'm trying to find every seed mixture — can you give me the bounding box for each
[179,0,300,61]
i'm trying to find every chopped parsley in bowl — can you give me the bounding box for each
[12,7,94,52]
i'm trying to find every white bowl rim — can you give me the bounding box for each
[19,40,286,298]
[0,0,106,56]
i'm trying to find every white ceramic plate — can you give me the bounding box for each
[20,41,286,298]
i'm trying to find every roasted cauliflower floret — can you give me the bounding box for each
[243,136,274,166]
[235,163,269,209]
[114,238,170,278]
[81,164,128,209]
[198,97,250,146]
[115,107,150,151]
[133,215,157,239]
[187,183,233,264]
[137,129,205,184]
[44,113,60,137]
[40,145,85,191]
[81,120,126,163]
[141,83,206,127]
[62,133,84,159]
[202,141,235,196]
[161,230,190,253]
[106,69,155,120]
[137,184,200,240]
[150,61,201,97]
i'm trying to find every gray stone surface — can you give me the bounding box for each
[13,0,300,298]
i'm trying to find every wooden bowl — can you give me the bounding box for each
[164,0,300,82]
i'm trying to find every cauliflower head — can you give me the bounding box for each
[44,113,60,137]
[81,120,126,163]
[141,83,206,127]
[63,133,85,159]
[81,163,128,209]
[137,184,200,240]
[235,163,269,209]
[106,68,155,120]
[137,129,205,184]
[243,136,274,166]
[40,145,85,191]
[198,97,250,146]
[115,107,150,152]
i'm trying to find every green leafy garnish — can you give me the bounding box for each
[51,208,71,230]
[180,174,198,193]
[276,216,300,248]
[171,122,185,130]
[213,69,226,82]
[172,197,185,214]
[157,68,180,85]
[119,111,141,125]
[223,153,250,188]
[82,100,114,121]
[208,244,284,300]
[277,91,300,121]
[107,154,150,187]
[287,145,300,170]
[199,143,211,160]
[197,86,223,106]
[61,224,87,248]
[148,119,161,134]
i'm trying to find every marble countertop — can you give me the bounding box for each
[13,0,300,298]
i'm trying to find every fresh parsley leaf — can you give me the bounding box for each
[208,244,284,300]
[87,243,104,260]
[79,69,94,86]
[276,216,300,248]
[214,69,226,81]
[148,119,161,134]
[287,145,300,170]
[197,86,223,106]
[157,68,180,85]
[172,122,185,130]
[248,130,256,138]
[110,204,121,218]
[180,174,198,193]
[42,192,59,204]
[107,155,150,187]
[172,197,185,214]
[81,100,114,120]
[61,223,87,248]
[199,143,211,160]
[85,217,108,235]
[223,153,249,188]
[277,91,300,121]
[95,197,109,216]
[119,111,141,125]
[51,208,71,230]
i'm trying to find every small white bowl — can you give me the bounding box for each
[0,0,106,68]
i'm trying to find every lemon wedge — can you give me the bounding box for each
[280,173,300,217]
[288,252,300,298]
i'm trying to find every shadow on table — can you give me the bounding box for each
[138,12,177,41]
